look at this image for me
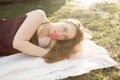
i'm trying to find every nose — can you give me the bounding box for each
[55,31,64,37]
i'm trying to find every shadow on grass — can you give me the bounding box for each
[0,0,66,18]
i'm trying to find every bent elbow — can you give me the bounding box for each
[13,40,19,50]
[13,40,23,51]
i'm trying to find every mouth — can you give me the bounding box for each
[50,32,58,39]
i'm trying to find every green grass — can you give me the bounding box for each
[0,0,119,80]
[0,0,66,18]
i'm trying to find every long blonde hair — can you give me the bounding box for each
[43,19,84,63]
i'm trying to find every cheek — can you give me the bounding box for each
[55,27,61,32]
[55,26,63,31]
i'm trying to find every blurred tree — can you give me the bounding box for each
[0,0,51,3]
[0,0,28,3]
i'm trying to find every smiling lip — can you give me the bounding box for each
[50,32,58,39]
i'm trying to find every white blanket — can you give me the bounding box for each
[0,33,117,80]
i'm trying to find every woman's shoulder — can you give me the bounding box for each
[26,9,46,17]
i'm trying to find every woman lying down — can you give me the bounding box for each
[0,9,117,80]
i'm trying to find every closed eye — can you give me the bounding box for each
[64,24,68,32]
[63,24,69,40]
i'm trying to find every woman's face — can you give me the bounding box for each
[50,22,76,40]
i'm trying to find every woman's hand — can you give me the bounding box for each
[38,37,51,48]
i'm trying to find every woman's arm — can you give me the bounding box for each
[13,9,48,57]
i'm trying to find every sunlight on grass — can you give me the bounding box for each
[74,0,99,8]
[67,0,119,9]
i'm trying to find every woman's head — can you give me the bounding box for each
[50,19,79,40]
[43,18,84,63]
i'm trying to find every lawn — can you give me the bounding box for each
[0,0,119,80]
